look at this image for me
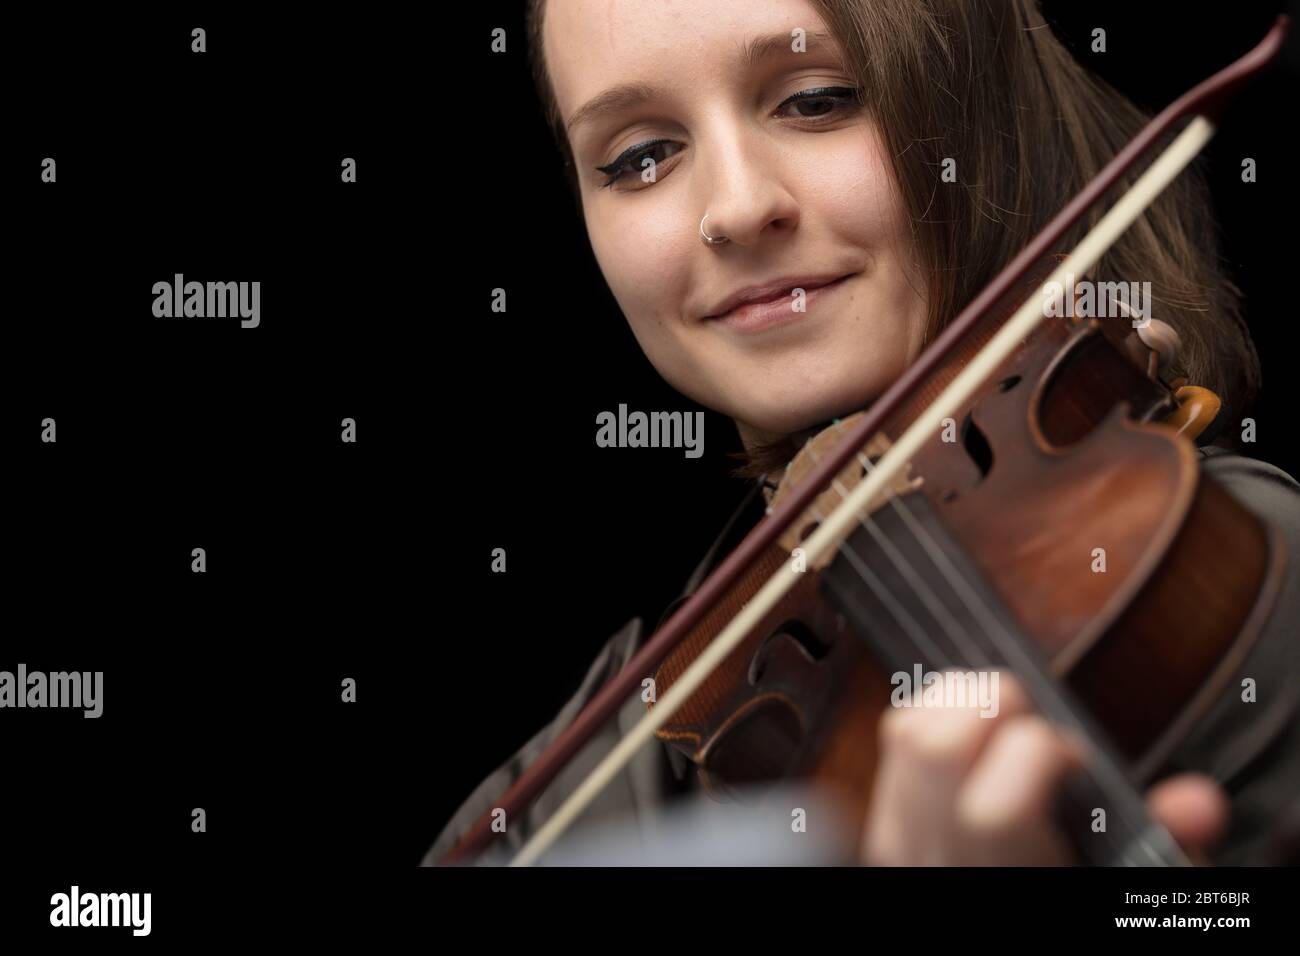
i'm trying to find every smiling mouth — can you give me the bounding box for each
[705,273,856,332]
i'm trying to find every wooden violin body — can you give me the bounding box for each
[649,261,1288,846]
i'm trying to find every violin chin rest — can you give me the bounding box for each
[1159,385,1225,444]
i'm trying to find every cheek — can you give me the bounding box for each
[798,128,907,249]
[586,201,694,328]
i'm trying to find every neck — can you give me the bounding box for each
[733,418,820,488]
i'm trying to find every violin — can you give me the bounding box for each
[441,15,1291,868]
[645,253,1283,866]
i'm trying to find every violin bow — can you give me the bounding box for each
[442,15,1290,868]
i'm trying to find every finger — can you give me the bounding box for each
[1147,773,1230,854]
[954,714,1085,864]
[867,671,1033,863]
[876,670,1032,796]
[877,669,1034,776]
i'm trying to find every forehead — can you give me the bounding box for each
[543,0,831,125]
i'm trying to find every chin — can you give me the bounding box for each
[734,387,871,439]
[723,349,903,440]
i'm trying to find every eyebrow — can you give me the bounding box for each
[565,30,838,136]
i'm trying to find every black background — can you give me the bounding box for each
[5,1,424,890]
[3,0,1298,943]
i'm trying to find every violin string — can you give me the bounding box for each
[798,492,1153,866]
[803,498,982,665]
[844,439,1174,865]
[809,451,995,667]
[794,431,1166,865]
[798,436,1020,666]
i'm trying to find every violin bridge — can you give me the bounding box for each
[770,414,923,571]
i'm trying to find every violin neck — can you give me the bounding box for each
[819,489,1188,866]
[1055,768,1190,866]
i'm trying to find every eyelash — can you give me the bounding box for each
[595,86,861,189]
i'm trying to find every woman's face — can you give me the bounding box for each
[545,0,928,439]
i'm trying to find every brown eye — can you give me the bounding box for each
[597,140,683,189]
[777,86,861,121]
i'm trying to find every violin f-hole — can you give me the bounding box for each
[748,618,832,685]
[959,410,995,480]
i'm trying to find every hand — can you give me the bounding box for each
[859,673,1229,865]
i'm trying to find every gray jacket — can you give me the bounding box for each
[423,447,1300,865]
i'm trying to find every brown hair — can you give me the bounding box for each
[525,0,1261,476]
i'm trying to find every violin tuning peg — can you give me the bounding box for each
[1160,385,1223,443]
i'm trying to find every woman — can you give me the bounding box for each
[426,0,1300,865]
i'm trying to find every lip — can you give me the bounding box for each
[703,273,855,333]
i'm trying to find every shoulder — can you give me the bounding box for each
[1177,445,1300,862]
[421,617,652,865]
[1197,445,1300,527]
[422,484,771,866]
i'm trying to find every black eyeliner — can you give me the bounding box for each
[595,87,860,187]
[596,137,671,180]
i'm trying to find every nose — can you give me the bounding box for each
[696,128,800,248]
